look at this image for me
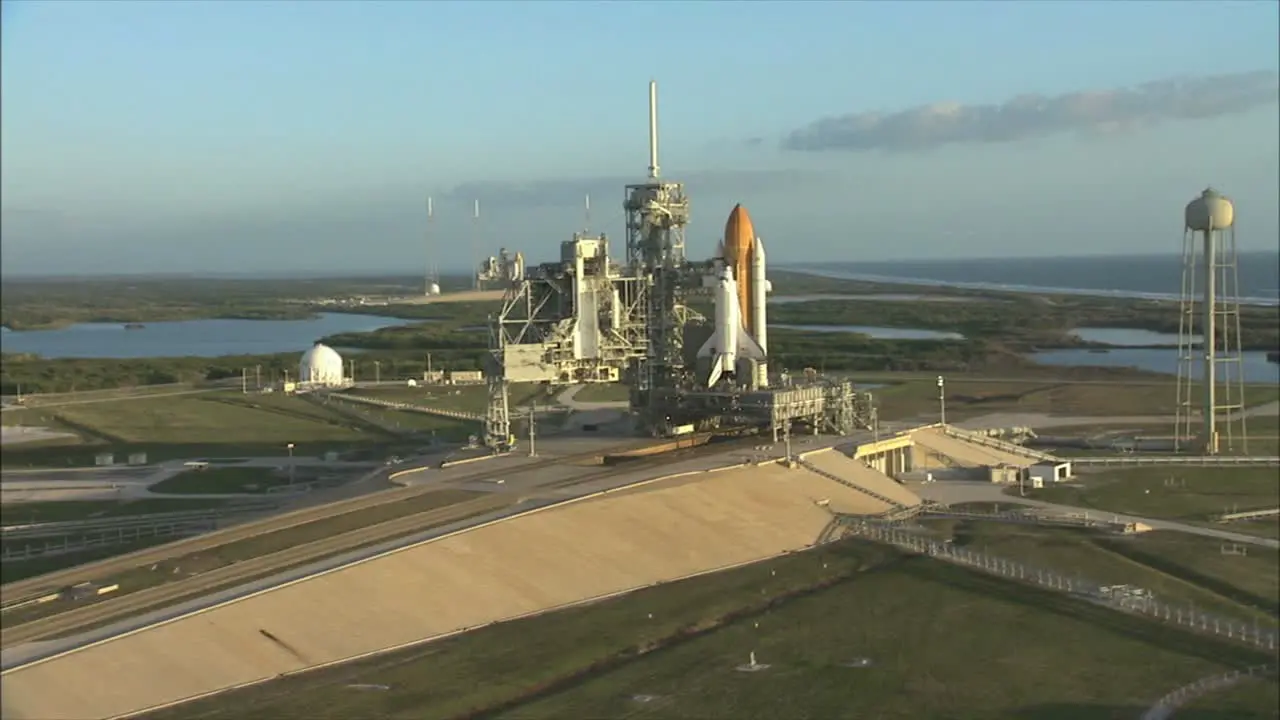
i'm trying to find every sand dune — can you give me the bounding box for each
[1,462,877,720]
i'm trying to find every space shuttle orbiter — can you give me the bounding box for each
[696,263,767,388]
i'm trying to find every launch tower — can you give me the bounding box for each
[624,81,702,435]
[1175,187,1248,454]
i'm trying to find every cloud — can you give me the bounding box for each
[781,71,1280,153]
[440,168,830,208]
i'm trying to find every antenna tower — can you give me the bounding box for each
[1175,187,1248,454]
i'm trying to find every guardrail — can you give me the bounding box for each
[1140,664,1278,720]
[942,425,1060,463]
[0,502,281,540]
[843,520,1279,652]
[1217,508,1280,523]
[796,458,909,513]
[1072,455,1280,467]
[1,521,215,562]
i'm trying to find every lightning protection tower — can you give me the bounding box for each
[425,196,440,296]
[1175,187,1248,455]
[624,80,692,433]
[472,199,483,291]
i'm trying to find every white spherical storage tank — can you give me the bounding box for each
[299,342,345,386]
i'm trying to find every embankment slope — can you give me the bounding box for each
[1,462,876,720]
[911,427,1039,468]
[802,449,922,507]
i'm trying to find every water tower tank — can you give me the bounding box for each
[300,343,345,386]
[1184,188,1234,231]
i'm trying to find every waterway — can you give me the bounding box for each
[0,314,412,359]
[1030,326,1278,382]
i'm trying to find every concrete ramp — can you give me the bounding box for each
[1,463,878,720]
[802,449,921,508]
[911,428,1038,468]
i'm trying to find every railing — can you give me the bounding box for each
[797,459,906,512]
[843,520,1279,652]
[942,425,1060,463]
[1218,508,1280,523]
[1,521,214,562]
[0,502,280,540]
[1139,664,1278,720]
[1071,455,1280,467]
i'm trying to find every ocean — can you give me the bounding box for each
[786,252,1280,305]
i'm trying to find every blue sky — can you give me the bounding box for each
[2,0,1277,275]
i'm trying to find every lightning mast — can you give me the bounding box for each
[425,196,439,296]
[624,80,692,435]
[472,199,482,291]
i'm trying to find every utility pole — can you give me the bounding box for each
[255,365,261,391]
[783,421,793,464]
[374,360,382,385]
[528,401,537,457]
[871,406,880,444]
[937,375,947,426]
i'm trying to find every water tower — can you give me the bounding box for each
[1174,188,1248,454]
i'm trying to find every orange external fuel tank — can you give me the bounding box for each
[722,204,758,336]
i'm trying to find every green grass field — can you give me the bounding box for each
[0,391,477,468]
[145,528,1275,720]
[1015,467,1280,539]
[874,379,1280,422]
[919,521,1278,625]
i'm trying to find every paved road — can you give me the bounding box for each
[555,384,629,411]
[908,480,1280,549]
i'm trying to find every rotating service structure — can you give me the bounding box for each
[481,81,874,452]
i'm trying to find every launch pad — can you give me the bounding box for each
[481,81,872,451]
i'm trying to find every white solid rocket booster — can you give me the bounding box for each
[751,236,768,356]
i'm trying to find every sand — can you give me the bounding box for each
[0,462,875,720]
[801,450,922,508]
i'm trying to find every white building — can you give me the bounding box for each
[299,343,345,387]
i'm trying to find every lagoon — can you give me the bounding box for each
[1070,327,1195,346]
[1030,347,1279,383]
[0,314,412,359]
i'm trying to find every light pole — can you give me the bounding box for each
[937,375,947,427]
[528,401,537,457]
[286,442,295,485]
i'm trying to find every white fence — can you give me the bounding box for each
[1139,664,1277,720]
[1072,455,1280,467]
[841,521,1279,652]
